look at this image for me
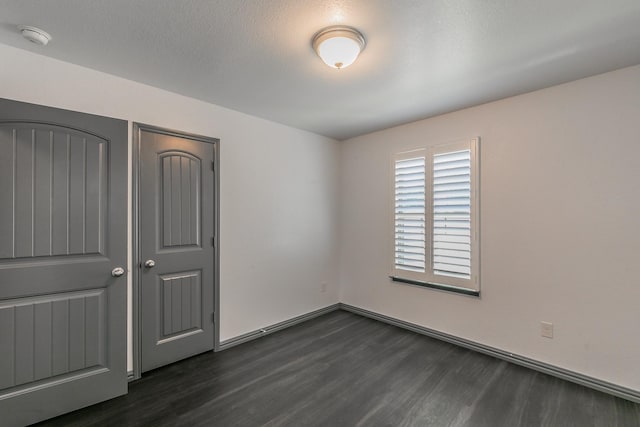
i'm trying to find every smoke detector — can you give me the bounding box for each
[18,26,52,46]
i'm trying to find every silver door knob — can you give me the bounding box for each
[111,267,125,277]
[144,259,156,269]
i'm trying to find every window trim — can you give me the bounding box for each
[390,138,480,296]
[388,275,480,297]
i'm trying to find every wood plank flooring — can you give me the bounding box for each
[36,310,640,426]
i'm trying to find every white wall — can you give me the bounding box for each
[0,43,340,371]
[339,65,640,392]
[3,41,639,394]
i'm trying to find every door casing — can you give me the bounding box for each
[131,122,220,380]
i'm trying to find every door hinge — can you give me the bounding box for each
[211,236,216,247]
[211,161,215,171]
[212,312,215,323]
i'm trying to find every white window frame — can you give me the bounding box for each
[390,138,480,295]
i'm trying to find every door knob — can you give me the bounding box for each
[111,267,125,277]
[144,259,156,269]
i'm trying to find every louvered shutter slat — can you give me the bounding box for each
[432,149,472,279]
[395,156,426,272]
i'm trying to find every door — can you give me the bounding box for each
[0,98,127,426]
[136,124,216,373]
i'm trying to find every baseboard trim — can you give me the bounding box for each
[218,303,341,351]
[339,303,640,403]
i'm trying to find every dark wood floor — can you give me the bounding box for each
[36,310,640,427]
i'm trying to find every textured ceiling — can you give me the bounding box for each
[1,0,639,140]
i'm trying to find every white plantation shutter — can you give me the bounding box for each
[394,156,426,273]
[432,149,471,279]
[391,139,479,294]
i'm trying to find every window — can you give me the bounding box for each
[391,138,480,296]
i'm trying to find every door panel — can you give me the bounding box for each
[137,125,215,373]
[0,98,127,426]
[0,289,106,387]
[0,123,107,260]
[160,153,201,248]
[159,270,202,339]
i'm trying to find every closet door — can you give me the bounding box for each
[136,124,216,373]
[0,98,128,426]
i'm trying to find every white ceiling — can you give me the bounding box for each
[1,0,639,140]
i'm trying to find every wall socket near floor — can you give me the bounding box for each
[541,321,554,339]
[320,282,328,293]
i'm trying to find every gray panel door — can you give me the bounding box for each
[137,125,216,372]
[0,98,127,426]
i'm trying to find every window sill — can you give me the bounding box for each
[389,276,480,297]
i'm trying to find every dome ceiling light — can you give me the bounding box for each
[312,25,366,70]
[18,25,52,46]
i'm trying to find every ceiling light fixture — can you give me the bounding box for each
[312,25,365,70]
[18,25,52,46]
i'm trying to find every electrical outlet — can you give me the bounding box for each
[541,321,554,339]
[320,282,327,293]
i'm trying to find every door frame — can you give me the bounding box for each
[131,122,220,380]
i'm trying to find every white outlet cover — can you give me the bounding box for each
[541,321,554,339]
